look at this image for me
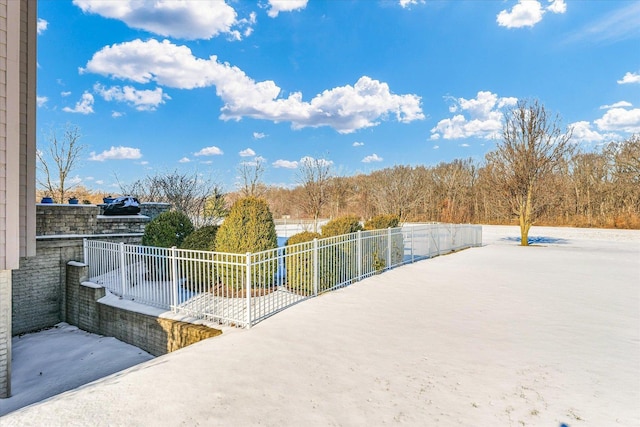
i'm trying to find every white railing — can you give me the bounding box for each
[84,223,482,328]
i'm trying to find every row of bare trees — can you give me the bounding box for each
[260,135,639,236]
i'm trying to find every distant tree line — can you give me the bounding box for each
[258,133,639,230]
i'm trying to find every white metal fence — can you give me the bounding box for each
[84,223,481,328]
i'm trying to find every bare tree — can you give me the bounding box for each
[297,156,333,232]
[119,170,225,227]
[369,165,422,223]
[36,124,86,203]
[487,100,574,245]
[237,157,267,198]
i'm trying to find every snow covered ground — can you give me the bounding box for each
[0,324,153,417]
[1,225,638,426]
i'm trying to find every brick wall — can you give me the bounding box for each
[66,263,222,357]
[96,215,147,234]
[139,203,171,220]
[36,204,99,236]
[11,235,143,336]
[0,270,11,398]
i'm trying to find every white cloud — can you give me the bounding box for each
[94,83,170,111]
[253,132,266,139]
[547,0,566,14]
[239,148,256,157]
[430,91,517,140]
[89,146,142,161]
[63,92,94,114]
[594,107,640,133]
[432,145,439,149]
[600,101,633,110]
[178,157,191,163]
[95,180,104,185]
[72,0,249,40]
[617,72,640,85]
[362,153,383,163]
[112,111,124,118]
[300,156,333,168]
[37,18,48,35]
[61,91,72,97]
[82,39,424,134]
[352,141,364,147]
[568,121,614,143]
[497,1,544,28]
[267,0,308,18]
[460,143,470,148]
[37,96,48,107]
[241,156,267,167]
[399,0,425,8]
[497,0,565,29]
[273,159,298,169]
[194,146,224,156]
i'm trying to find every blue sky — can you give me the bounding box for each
[36,0,640,192]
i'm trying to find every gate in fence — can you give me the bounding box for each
[84,223,482,328]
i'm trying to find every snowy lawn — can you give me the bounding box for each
[0,323,153,416]
[0,225,638,426]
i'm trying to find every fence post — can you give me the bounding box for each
[356,230,362,280]
[246,252,252,328]
[312,239,319,296]
[410,227,414,263]
[450,223,454,251]
[119,242,126,297]
[387,228,392,270]
[83,238,88,265]
[171,246,178,311]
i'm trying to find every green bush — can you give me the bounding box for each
[363,214,403,273]
[142,210,194,248]
[142,211,194,280]
[321,215,362,237]
[179,225,219,290]
[215,197,278,289]
[319,215,362,289]
[364,214,400,230]
[285,231,321,295]
[180,225,219,251]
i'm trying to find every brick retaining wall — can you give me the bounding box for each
[67,263,221,356]
[11,235,143,335]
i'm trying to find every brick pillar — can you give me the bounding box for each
[0,270,12,398]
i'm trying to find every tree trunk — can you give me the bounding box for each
[519,186,533,246]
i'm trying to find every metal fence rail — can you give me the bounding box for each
[84,223,482,328]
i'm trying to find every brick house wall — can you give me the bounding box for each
[0,0,36,399]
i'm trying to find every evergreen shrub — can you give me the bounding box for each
[362,214,404,272]
[364,214,400,230]
[142,211,194,280]
[180,225,219,251]
[319,215,363,289]
[142,210,194,248]
[285,231,321,295]
[215,197,278,289]
[321,215,363,237]
[179,225,219,290]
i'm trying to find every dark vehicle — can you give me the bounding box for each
[103,196,141,216]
